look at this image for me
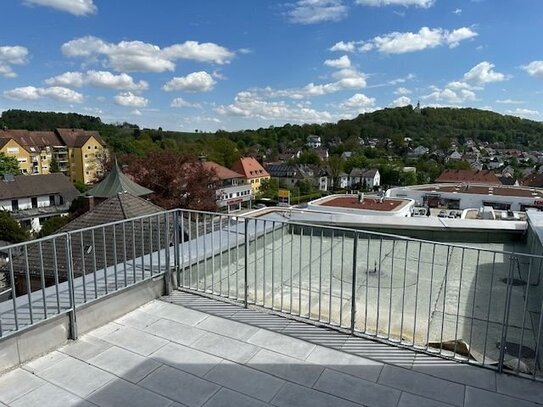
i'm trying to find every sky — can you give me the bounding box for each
[1,0,542,132]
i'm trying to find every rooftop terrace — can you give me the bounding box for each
[0,208,542,406]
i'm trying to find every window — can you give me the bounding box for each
[94,146,98,149]
[88,146,91,149]
[7,147,18,154]
[49,195,55,206]
[84,154,88,158]
[31,197,38,209]
[11,200,18,210]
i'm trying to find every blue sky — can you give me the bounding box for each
[1,0,542,131]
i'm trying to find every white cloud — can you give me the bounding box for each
[521,61,543,78]
[496,99,525,104]
[324,55,351,69]
[130,109,142,116]
[394,87,411,95]
[329,41,359,52]
[287,0,348,24]
[423,86,476,104]
[0,45,29,78]
[354,26,477,54]
[463,61,506,85]
[170,97,201,108]
[341,93,376,110]
[505,108,540,119]
[388,73,415,85]
[162,71,216,92]
[355,0,434,7]
[216,91,332,123]
[4,85,84,103]
[61,36,235,72]
[45,70,148,90]
[114,91,148,107]
[23,0,96,16]
[389,96,412,107]
[453,8,462,15]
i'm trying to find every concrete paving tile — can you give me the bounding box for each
[313,368,401,407]
[86,322,122,339]
[398,392,455,407]
[247,328,316,360]
[140,364,220,407]
[10,383,91,407]
[59,335,112,361]
[144,318,206,346]
[101,325,168,356]
[465,386,541,407]
[87,378,172,407]
[196,314,259,341]
[271,382,362,407]
[150,342,222,377]
[496,373,543,404]
[306,345,383,382]
[204,360,284,402]
[203,387,270,407]
[38,357,114,398]
[412,355,496,391]
[88,346,162,383]
[342,337,416,368]
[0,368,46,404]
[378,365,465,407]
[247,349,324,387]
[140,301,209,326]
[191,332,259,363]
[230,309,292,331]
[23,351,67,374]
[116,309,161,329]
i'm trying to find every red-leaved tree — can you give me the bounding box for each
[122,151,218,211]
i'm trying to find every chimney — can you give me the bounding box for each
[86,195,95,211]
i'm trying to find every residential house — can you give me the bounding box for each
[435,169,500,186]
[0,128,107,184]
[314,148,329,161]
[497,175,519,186]
[231,157,270,194]
[306,135,322,149]
[341,151,353,161]
[447,150,463,161]
[470,160,484,171]
[338,172,349,189]
[407,146,429,159]
[348,168,380,190]
[484,157,504,170]
[0,173,80,232]
[265,163,328,192]
[202,161,252,212]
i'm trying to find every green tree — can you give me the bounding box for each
[258,178,279,199]
[49,157,60,173]
[327,155,344,190]
[0,211,29,243]
[297,150,320,165]
[0,153,20,175]
[73,181,89,193]
[37,216,70,238]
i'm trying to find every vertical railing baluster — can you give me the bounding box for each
[112,225,118,290]
[468,249,481,358]
[8,248,18,331]
[164,213,171,296]
[244,218,249,308]
[131,220,137,285]
[364,235,371,334]
[308,227,313,318]
[280,221,285,311]
[425,244,436,350]
[350,232,359,333]
[388,240,395,340]
[209,214,213,293]
[290,223,294,314]
[298,226,303,316]
[219,215,223,296]
[482,252,497,365]
[318,228,323,321]
[516,255,533,374]
[173,211,180,288]
[271,221,276,309]
[78,232,87,302]
[38,242,47,319]
[52,238,61,311]
[453,248,466,359]
[376,237,383,336]
[91,229,97,298]
[65,234,78,340]
[188,212,193,289]
[195,213,200,290]
[400,240,409,344]
[24,245,33,325]
[533,299,543,380]
[263,220,267,306]
[235,216,240,299]
[122,222,128,287]
[413,241,422,347]
[439,246,451,355]
[157,215,161,277]
[340,232,345,327]
[254,218,258,304]
[140,218,145,280]
[498,254,515,373]
[328,229,334,325]
[102,227,108,294]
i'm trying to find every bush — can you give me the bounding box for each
[37,216,70,238]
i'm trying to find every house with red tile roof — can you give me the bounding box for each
[435,169,500,186]
[231,157,270,194]
[202,160,253,212]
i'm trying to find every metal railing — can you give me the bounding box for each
[0,207,541,380]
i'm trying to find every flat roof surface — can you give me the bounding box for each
[1,291,542,407]
[418,185,543,198]
[317,196,405,211]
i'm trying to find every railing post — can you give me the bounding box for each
[350,232,359,334]
[498,254,515,373]
[244,218,249,308]
[173,210,180,288]
[65,233,78,340]
[164,212,172,296]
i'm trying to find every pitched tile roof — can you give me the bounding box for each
[231,157,269,179]
[0,173,80,202]
[86,162,153,198]
[202,161,243,181]
[55,128,106,147]
[435,169,500,185]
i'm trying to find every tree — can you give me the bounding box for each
[258,178,279,199]
[0,153,20,176]
[123,151,218,211]
[297,150,320,165]
[37,216,70,238]
[0,211,29,243]
[49,157,60,173]
[327,155,344,190]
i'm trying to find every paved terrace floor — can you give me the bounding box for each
[1,291,542,407]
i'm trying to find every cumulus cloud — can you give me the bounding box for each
[4,85,84,103]
[496,99,525,104]
[61,36,235,72]
[324,55,351,69]
[389,96,412,107]
[130,109,142,116]
[287,0,348,24]
[341,93,376,110]
[45,70,148,90]
[505,108,540,119]
[355,0,434,7]
[23,0,96,16]
[0,45,29,78]
[333,26,477,55]
[394,87,411,95]
[521,61,543,78]
[170,97,201,108]
[162,71,216,92]
[114,91,148,107]
[216,91,332,123]
[423,86,476,104]
[462,61,506,85]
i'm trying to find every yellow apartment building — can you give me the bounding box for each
[231,157,270,194]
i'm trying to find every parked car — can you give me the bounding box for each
[438,210,447,218]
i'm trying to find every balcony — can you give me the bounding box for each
[0,209,542,406]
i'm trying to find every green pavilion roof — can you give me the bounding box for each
[86,162,153,198]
